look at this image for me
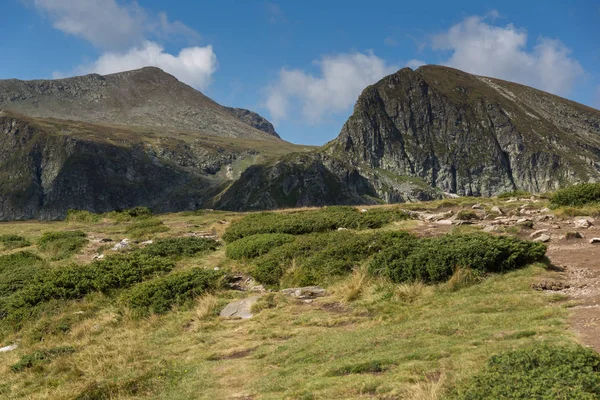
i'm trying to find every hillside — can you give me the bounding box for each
[0,67,279,140]
[1,195,600,399]
[219,66,600,211]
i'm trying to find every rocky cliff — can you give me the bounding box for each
[329,66,600,196]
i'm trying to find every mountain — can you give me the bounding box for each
[0,67,279,139]
[0,68,307,221]
[216,65,600,210]
[2,65,600,220]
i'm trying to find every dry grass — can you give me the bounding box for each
[195,295,219,320]
[406,373,447,400]
[334,266,371,302]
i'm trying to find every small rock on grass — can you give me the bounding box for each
[529,229,548,239]
[0,343,18,353]
[281,286,326,299]
[220,296,261,319]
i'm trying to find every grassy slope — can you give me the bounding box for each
[0,199,590,399]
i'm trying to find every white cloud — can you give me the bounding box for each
[384,36,398,46]
[33,0,199,51]
[406,59,426,69]
[431,14,584,96]
[265,51,398,122]
[35,0,217,89]
[76,41,217,90]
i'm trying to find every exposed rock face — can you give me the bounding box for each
[0,113,304,220]
[0,67,279,140]
[225,107,280,138]
[215,153,440,211]
[329,66,600,196]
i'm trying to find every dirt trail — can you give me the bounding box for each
[545,240,600,351]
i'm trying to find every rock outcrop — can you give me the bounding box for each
[328,66,600,196]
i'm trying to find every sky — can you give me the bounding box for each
[1,1,599,145]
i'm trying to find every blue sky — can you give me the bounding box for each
[2,1,599,145]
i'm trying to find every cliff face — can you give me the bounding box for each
[0,112,305,220]
[329,66,600,196]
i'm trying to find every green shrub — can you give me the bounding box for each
[222,206,409,243]
[226,234,296,260]
[456,210,479,220]
[252,231,413,287]
[497,190,532,199]
[122,268,226,315]
[328,360,390,376]
[37,231,88,260]
[370,234,546,284]
[0,234,31,250]
[0,252,46,298]
[126,218,169,240]
[106,206,154,222]
[140,237,220,258]
[66,210,101,223]
[550,183,600,208]
[451,344,600,399]
[11,346,76,372]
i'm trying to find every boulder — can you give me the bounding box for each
[590,238,600,244]
[491,206,504,214]
[472,203,483,210]
[575,219,594,229]
[529,229,549,239]
[220,295,261,319]
[533,234,551,243]
[111,239,130,251]
[281,286,326,299]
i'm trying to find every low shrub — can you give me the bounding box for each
[66,210,101,223]
[222,206,409,243]
[0,252,46,298]
[122,268,226,315]
[141,237,220,258]
[456,210,479,220]
[37,231,88,260]
[369,234,546,284]
[497,190,531,199]
[253,231,413,287]
[106,207,154,222]
[0,234,31,250]
[226,234,296,260]
[126,218,169,240]
[328,360,390,376]
[11,346,76,372]
[551,183,600,208]
[451,344,600,399]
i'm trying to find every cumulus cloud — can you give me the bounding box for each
[432,14,584,96]
[265,52,398,122]
[35,0,217,89]
[76,41,217,90]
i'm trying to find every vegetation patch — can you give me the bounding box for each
[106,206,154,222]
[550,183,600,207]
[450,344,600,399]
[370,234,546,284]
[141,237,220,258]
[222,206,409,242]
[328,360,390,376]
[122,268,226,315]
[125,218,169,240]
[0,234,31,250]
[37,230,88,260]
[456,210,479,220]
[252,231,412,287]
[226,233,296,260]
[11,346,76,372]
[497,190,531,199]
[66,210,101,223]
[0,252,46,299]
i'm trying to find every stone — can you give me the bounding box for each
[575,219,594,229]
[540,208,551,213]
[281,286,326,299]
[92,254,105,260]
[337,227,348,231]
[590,238,600,244]
[250,285,266,292]
[533,234,551,243]
[491,206,503,214]
[111,239,130,251]
[360,208,368,213]
[472,203,483,209]
[444,193,461,199]
[530,229,549,239]
[0,343,18,353]
[551,225,561,229]
[140,240,153,245]
[506,198,518,203]
[483,225,499,233]
[565,232,585,240]
[220,295,261,319]
[435,219,454,225]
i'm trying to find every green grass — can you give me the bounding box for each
[0,204,587,399]
[0,234,31,250]
[10,346,76,373]
[125,218,170,240]
[37,230,88,260]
